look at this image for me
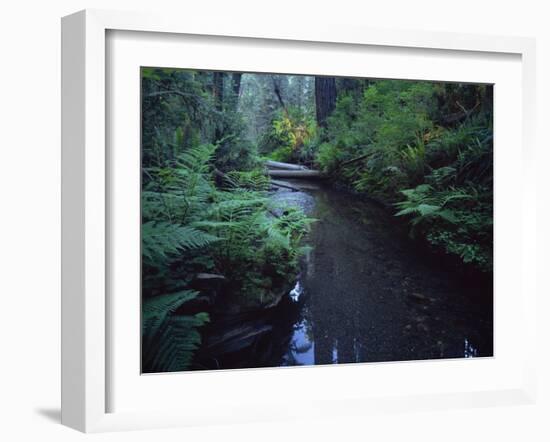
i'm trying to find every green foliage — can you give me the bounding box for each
[213,111,261,172]
[141,142,220,372]
[224,170,271,191]
[141,68,258,173]
[141,68,214,168]
[315,79,493,271]
[394,129,493,271]
[395,183,492,270]
[142,290,210,373]
[258,108,317,164]
[141,68,317,371]
[397,123,493,271]
[141,138,312,369]
[396,184,468,226]
[140,68,494,373]
[196,188,314,307]
[315,82,435,197]
[141,222,219,264]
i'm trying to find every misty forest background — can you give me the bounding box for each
[141,68,493,373]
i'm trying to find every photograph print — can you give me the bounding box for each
[141,68,493,373]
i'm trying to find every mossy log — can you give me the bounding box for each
[265,160,308,170]
[267,169,323,179]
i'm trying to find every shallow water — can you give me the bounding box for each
[195,182,493,370]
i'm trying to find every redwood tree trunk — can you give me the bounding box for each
[315,77,337,128]
[231,73,242,97]
[213,72,224,140]
[212,71,224,112]
[231,73,242,111]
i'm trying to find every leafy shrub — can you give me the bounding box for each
[258,108,317,163]
[316,79,493,271]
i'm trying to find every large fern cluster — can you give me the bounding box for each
[141,142,312,372]
[141,144,221,372]
[195,186,314,307]
[395,127,493,271]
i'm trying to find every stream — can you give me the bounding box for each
[194,180,493,370]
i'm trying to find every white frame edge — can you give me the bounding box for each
[61,9,537,433]
[62,9,107,432]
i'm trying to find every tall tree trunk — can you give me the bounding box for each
[212,72,224,140]
[231,73,242,111]
[315,77,336,128]
[231,73,242,97]
[212,72,224,111]
[271,76,289,118]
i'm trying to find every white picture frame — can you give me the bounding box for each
[61,9,537,433]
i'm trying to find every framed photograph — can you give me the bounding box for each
[61,9,537,432]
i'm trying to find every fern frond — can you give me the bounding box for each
[266,224,291,249]
[142,290,200,335]
[142,290,210,373]
[142,221,219,263]
[176,143,216,172]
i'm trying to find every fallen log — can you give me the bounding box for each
[195,273,226,281]
[265,160,308,171]
[267,169,323,179]
[270,179,301,192]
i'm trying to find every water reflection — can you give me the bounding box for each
[464,338,479,358]
[277,183,492,367]
[195,183,493,370]
[281,319,315,366]
[289,281,303,301]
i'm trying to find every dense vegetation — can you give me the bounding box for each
[316,81,493,271]
[141,67,493,372]
[141,69,312,372]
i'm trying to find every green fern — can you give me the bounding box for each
[140,141,314,368]
[395,182,492,270]
[142,290,210,373]
[176,143,216,173]
[142,143,218,224]
[225,170,271,191]
[395,185,467,226]
[143,290,199,333]
[141,221,219,264]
